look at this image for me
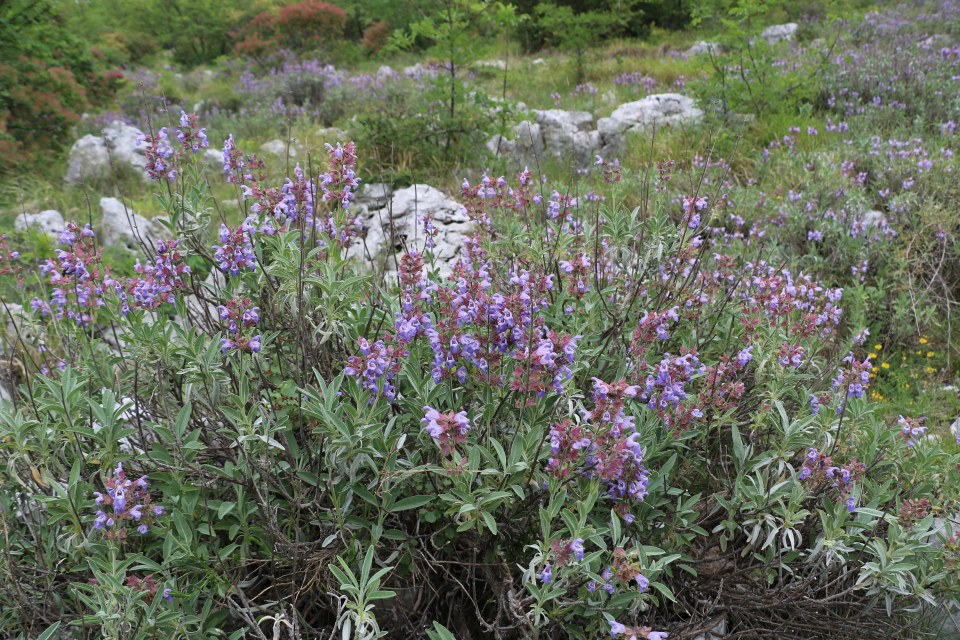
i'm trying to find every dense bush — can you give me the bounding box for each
[0,0,122,172]
[362,21,392,56]
[2,2,960,639]
[1,93,959,638]
[234,0,348,61]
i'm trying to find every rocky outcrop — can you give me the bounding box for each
[759,23,798,45]
[534,109,600,165]
[99,197,166,250]
[65,121,147,184]
[355,182,393,209]
[203,147,223,167]
[349,185,472,276]
[597,94,703,153]
[260,139,298,158]
[489,109,599,167]
[491,94,705,165]
[14,210,64,239]
[686,41,722,57]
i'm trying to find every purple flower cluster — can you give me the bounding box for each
[799,448,864,512]
[609,621,668,640]
[176,111,208,153]
[344,338,406,402]
[317,142,364,249]
[642,353,704,410]
[538,537,587,584]
[550,379,650,523]
[213,219,257,275]
[138,128,177,182]
[32,223,106,326]
[613,72,657,93]
[421,406,470,455]
[219,296,261,354]
[221,134,264,185]
[897,415,927,448]
[121,240,191,313]
[777,344,805,368]
[831,352,872,401]
[93,463,164,539]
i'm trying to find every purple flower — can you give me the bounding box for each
[91,463,163,538]
[635,573,649,592]
[569,538,585,561]
[213,219,257,275]
[540,563,552,583]
[421,406,470,455]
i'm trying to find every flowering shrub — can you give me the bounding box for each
[1,105,958,639]
[2,4,960,638]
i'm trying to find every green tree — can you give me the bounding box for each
[535,3,626,84]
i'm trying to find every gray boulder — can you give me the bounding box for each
[99,197,165,250]
[686,41,722,57]
[349,185,472,276]
[260,139,297,158]
[759,23,798,44]
[490,110,600,167]
[862,210,887,227]
[65,120,147,184]
[597,93,703,153]
[355,182,393,209]
[533,109,600,165]
[14,210,65,239]
[474,59,507,71]
[487,120,544,164]
[102,121,147,173]
[65,135,110,184]
[203,147,223,167]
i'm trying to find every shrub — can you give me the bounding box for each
[1,100,958,639]
[235,0,348,60]
[0,58,89,170]
[0,1,122,172]
[362,20,391,56]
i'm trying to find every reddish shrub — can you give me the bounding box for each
[362,20,390,56]
[0,58,87,169]
[234,0,347,59]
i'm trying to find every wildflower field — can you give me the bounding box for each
[1,0,960,638]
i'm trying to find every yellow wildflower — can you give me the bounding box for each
[881,362,890,369]
[920,337,928,345]
[874,344,883,350]
[927,351,934,358]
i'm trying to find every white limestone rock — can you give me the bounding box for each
[597,93,703,152]
[349,185,472,276]
[14,210,65,239]
[260,139,297,158]
[686,41,722,57]
[102,121,147,173]
[65,135,110,184]
[99,197,165,250]
[759,23,798,45]
[65,120,147,184]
